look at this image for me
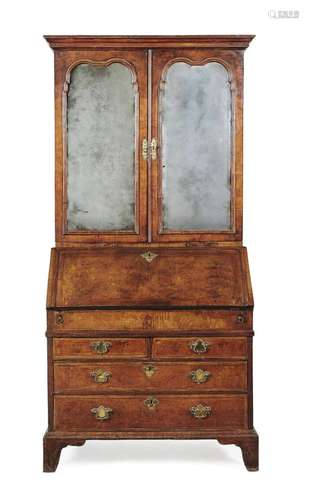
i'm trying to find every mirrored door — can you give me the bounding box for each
[55,50,148,244]
[151,49,243,242]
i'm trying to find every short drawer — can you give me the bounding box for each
[54,361,247,393]
[54,394,248,431]
[152,337,247,359]
[53,338,147,360]
[48,309,252,332]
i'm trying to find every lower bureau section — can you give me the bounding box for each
[54,394,248,431]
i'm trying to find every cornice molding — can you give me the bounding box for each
[44,35,255,50]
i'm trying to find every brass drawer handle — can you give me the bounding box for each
[144,396,159,410]
[143,365,156,378]
[190,368,210,384]
[90,369,112,384]
[91,405,113,420]
[190,339,208,354]
[190,404,212,419]
[90,341,112,355]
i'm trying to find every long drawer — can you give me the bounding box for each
[54,361,247,393]
[152,337,247,359]
[48,309,252,332]
[54,394,248,431]
[53,338,147,360]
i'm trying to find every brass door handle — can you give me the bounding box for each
[189,339,209,354]
[91,405,113,420]
[142,138,148,160]
[90,341,112,355]
[151,138,157,160]
[190,368,210,384]
[90,369,112,383]
[142,138,157,160]
[190,404,212,419]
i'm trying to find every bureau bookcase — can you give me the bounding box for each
[43,35,258,471]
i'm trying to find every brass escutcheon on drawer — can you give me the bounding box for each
[143,365,156,378]
[144,396,159,410]
[55,313,64,325]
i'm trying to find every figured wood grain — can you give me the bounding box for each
[54,394,248,431]
[53,337,147,359]
[48,309,252,332]
[49,247,252,308]
[44,35,257,472]
[54,360,247,393]
[152,336,247,359]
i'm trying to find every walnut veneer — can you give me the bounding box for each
[43,35,258,472]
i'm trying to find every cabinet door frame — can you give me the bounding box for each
[150,48,244,242]
[54,49,148,245]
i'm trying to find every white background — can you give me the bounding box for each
[1,0,308,498]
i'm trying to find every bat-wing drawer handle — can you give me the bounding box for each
[90,341,112,355]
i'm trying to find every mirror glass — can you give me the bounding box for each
[67,63,137,232]
[160,61,232,231]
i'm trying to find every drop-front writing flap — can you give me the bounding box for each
[47,247,253,308]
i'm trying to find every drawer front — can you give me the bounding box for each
[152,337,247,359]
[54,361,247,393]
[53,338,147,360]
[54,394,248,431]
[48,309,252,332]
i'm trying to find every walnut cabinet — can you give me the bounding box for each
[43,35,258,471]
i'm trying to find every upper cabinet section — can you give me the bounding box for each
[45,36,254,246]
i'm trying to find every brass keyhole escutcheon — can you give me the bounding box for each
[143,365,156,378]
[190,368,210,384]
[90,369,112,384]
[140,251,158,263]
[190,339,209,354]
[144,396,159,410]
[56,314,64,325]
[91,405,113,420]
